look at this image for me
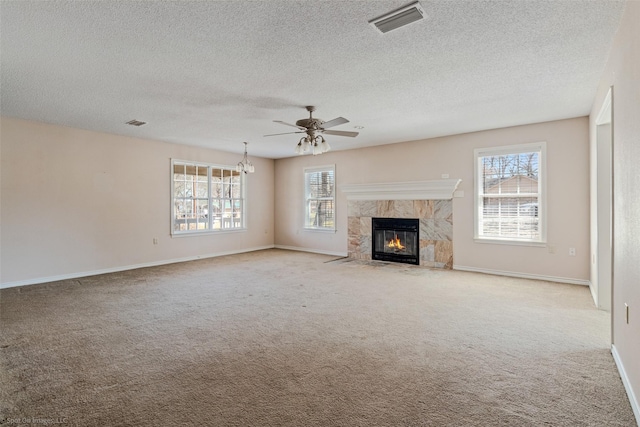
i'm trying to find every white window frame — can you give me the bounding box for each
[171,159,247,236]
[474,142,547,246]
[304,165,336,232]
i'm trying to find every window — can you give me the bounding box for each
[304,165,336,231]
[172,160,245,234]
[474,142,546,244]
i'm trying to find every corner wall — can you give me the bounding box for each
[0,117,275,286]
[274,117,590,284]
[589,0,640,421]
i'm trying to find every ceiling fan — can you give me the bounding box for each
[265,106,359,155]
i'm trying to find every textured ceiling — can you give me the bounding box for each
[0,1,626,159]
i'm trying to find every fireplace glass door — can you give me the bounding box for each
[372,218,419,265]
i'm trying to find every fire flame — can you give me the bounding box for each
[387,234,405,250]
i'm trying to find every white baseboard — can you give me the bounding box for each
[612,344,640,426]
[452,264,590,286]
[0,245,276,289]
[589,280,599,307]
[274,244,347,258]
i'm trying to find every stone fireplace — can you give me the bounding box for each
[341,179,461,269]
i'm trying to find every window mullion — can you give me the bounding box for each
[208,166,213,230]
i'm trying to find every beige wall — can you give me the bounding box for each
[2,118,591,285]
[590,0,640,418]
[275,117,590,283]
[0,117,275,285]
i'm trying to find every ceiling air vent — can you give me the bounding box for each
[126,119,146,127]
[369,1,426,34]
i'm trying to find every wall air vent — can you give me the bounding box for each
[126,119,146,127]
[369,1,426,34]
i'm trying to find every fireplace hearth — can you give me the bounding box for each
[372,218,419,265]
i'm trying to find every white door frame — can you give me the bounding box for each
[592,87,614,339]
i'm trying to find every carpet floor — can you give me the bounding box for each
[0,249,636,426]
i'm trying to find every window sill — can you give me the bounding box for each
[474,237,546,248]
[303,227,337,234]
[172,228,247,237]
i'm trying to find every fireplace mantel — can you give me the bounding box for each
[340,179,462,200]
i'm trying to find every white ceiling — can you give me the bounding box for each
[0,1,626,159]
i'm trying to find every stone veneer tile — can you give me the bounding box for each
[348,234,359,253]
[433,219,453,241]
[359,217,372,237]
[435,240,453,267]
[413,200,433,219]
[419,240,435,262]
[433,200,453,220]
[419,219,431,240]
[394,200,414,218]
[348,201,359,217]
[359,235,371,255]
[360,200,378,218]
[348,216,360,235]
[421,219,452,241]
[377,200,394,217]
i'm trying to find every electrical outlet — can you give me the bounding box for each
[153,237,158,245]
[569,247,576,256]
[441,173,449,179]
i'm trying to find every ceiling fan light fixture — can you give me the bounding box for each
[312,142,320,156]
[268,106,357,156]
[369,1,426,34]
[319,136,331,153]
[310,136,331,156]
[296,136,312,155]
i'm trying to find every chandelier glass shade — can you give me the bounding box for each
[236,142,255,174]
[295,134,331,156]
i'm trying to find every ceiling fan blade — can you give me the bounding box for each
[321,117,349,129]
[323,130,359,137]
[274,120,306,130]
[264,131,306,137]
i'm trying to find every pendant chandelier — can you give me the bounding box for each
[236,142,255,174]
